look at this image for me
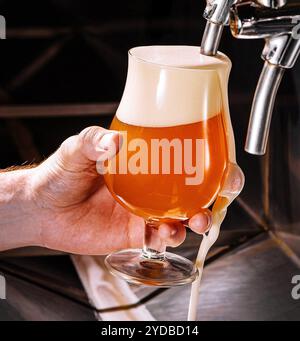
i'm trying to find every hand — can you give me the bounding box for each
[29,126,212,255]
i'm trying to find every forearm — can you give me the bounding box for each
[0,168,41,251]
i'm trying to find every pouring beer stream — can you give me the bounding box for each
[187,50,244,321]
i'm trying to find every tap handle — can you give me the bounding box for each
[245,62,285,155]
[230,0,300,154]
[263,34,300,68]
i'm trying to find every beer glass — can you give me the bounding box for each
[103,46,238,286]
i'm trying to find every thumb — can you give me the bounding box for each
[58,126,122,168]
[78,126,122,162]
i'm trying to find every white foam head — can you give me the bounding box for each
[116,46,231,127]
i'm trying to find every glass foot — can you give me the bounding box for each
[105,249,199,287]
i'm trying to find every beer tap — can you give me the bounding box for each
[201,0,300,155]
[201,0,238,55]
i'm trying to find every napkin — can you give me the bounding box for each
[72,255,155,321]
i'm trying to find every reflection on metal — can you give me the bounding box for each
[200,22,223,56]
[268,231,300,268]
[256,0,287,8]
[230,1,300,154]
[245,62,285,155]
[237,197,300,268]
[201,0,237,55]
[146,235,300,320]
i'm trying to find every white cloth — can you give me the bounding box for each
[71,255,155,321]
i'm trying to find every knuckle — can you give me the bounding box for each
[60,135,79,156]
[78,126,105,146]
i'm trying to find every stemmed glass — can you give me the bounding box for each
[103,46,233,286]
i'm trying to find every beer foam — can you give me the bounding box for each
[116,46,231,127]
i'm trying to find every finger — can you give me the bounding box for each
[126,214,145,249]
[188,209,212,234]
[78,126,122,162]
[158,223,186,248]
[220,163,245,196]
[59,126,122,166]
[230,167,245,193]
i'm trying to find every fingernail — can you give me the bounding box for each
[190,216,203,228]
[98,131,120,151]
[95,131,122,162]
[190,211,212,231]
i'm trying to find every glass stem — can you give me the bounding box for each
[142,221,166,261]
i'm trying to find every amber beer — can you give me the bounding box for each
[104,111,228,222]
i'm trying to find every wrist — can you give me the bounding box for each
[0,167,43,250]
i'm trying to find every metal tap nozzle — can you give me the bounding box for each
[201,0,237,56]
